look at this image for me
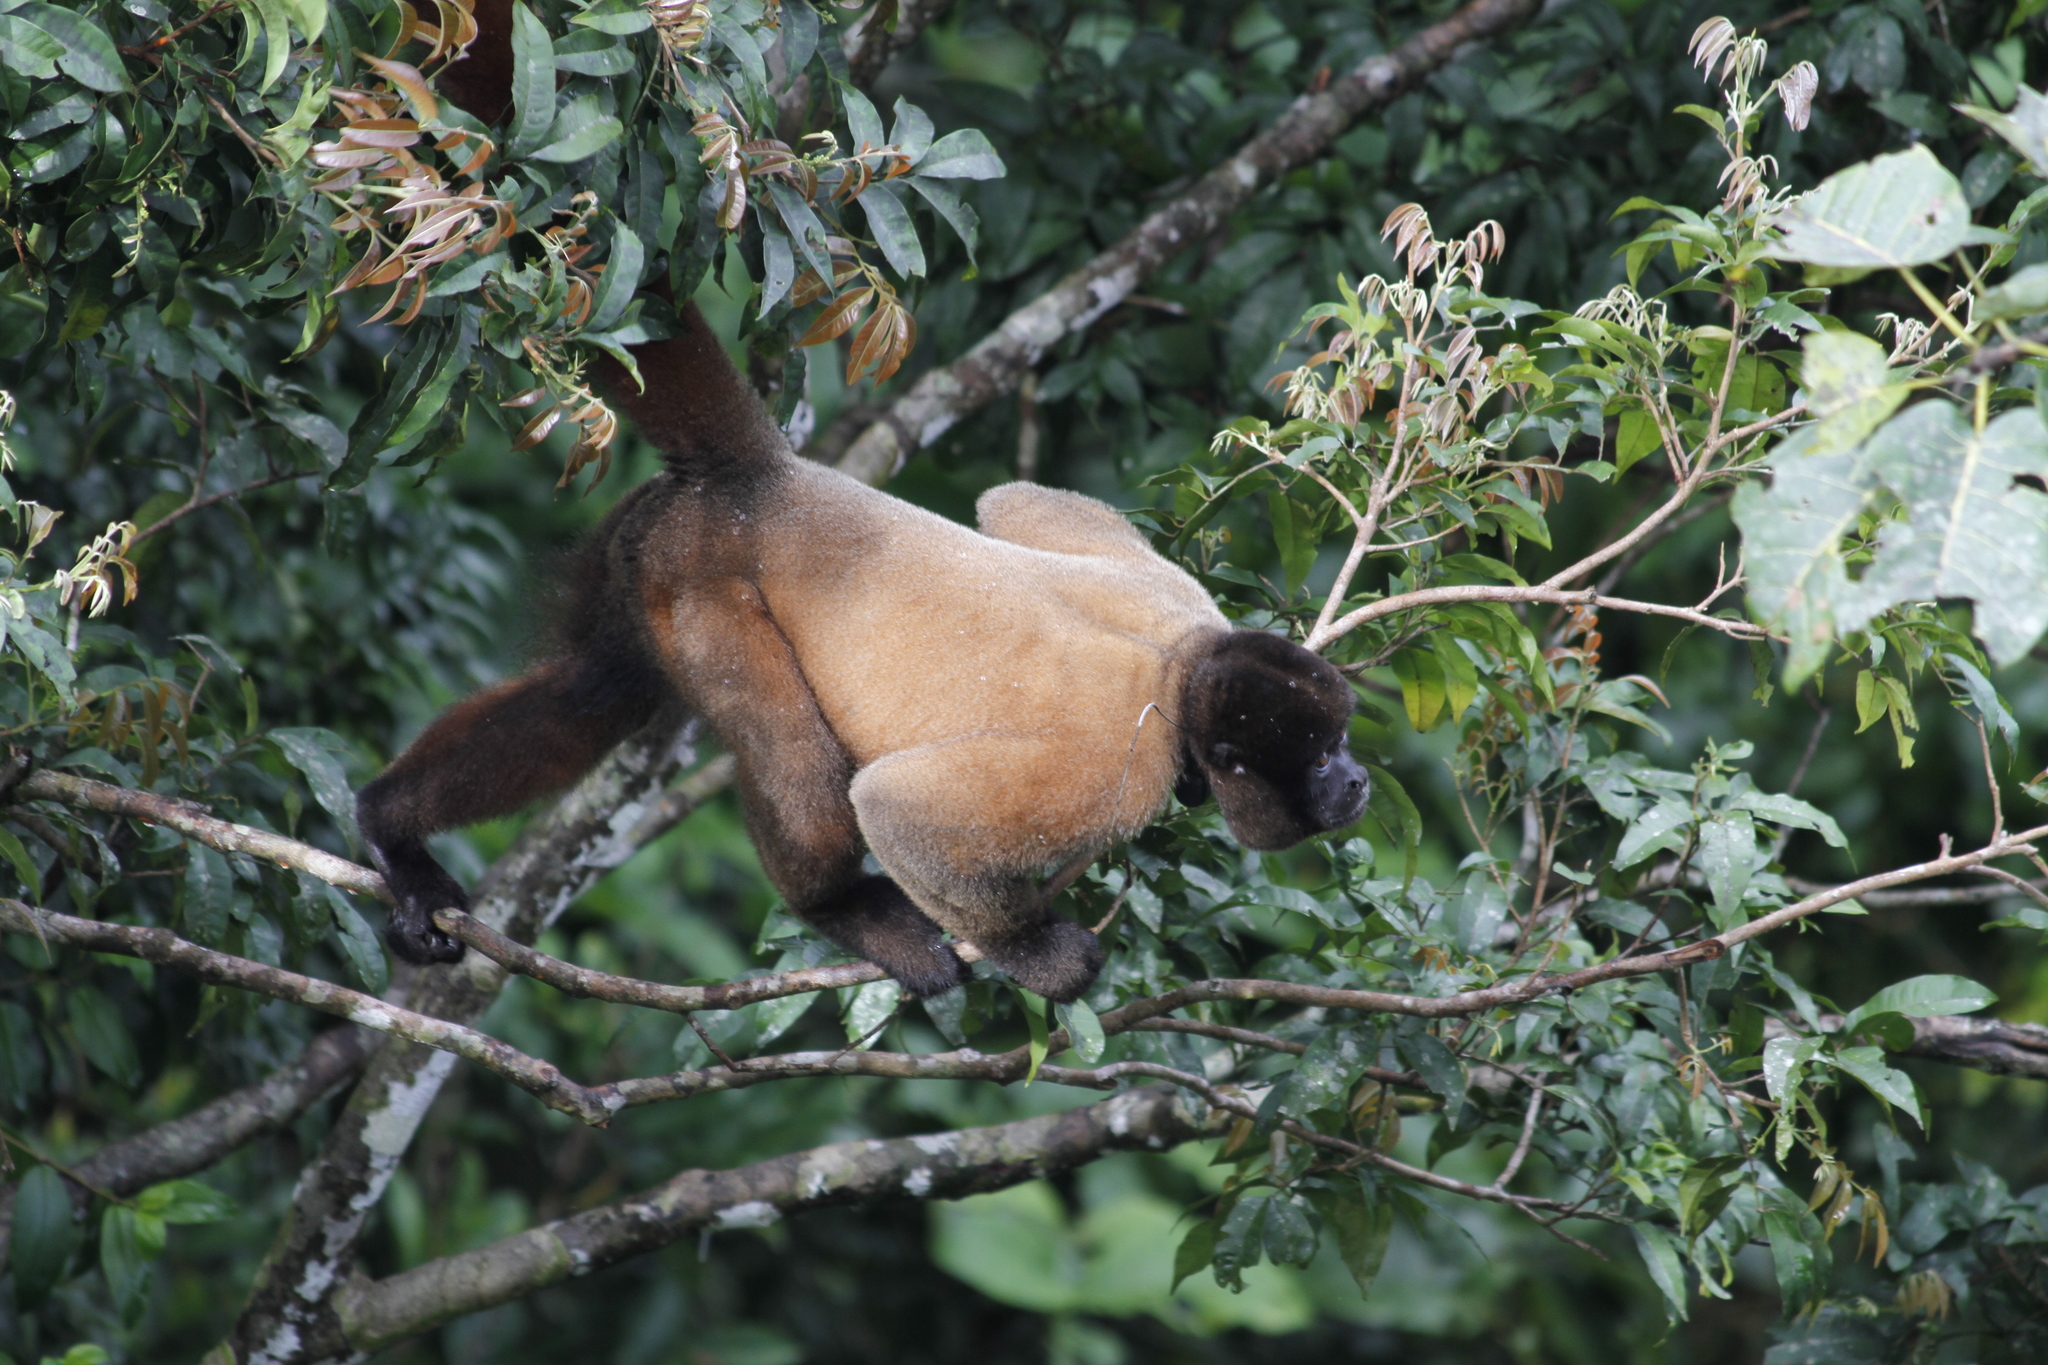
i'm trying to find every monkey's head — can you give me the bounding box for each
[1180,630,1370,850]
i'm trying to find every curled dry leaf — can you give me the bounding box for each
[1775,60,1818,131]
[796,286,875,348]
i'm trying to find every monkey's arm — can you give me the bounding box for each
[974,483,1160,562]
[357,652,667,963]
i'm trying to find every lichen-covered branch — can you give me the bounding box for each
[0,1024,375,1278]
[331,1086,1222,1354]
[832,0,1543,485]
[225,720,705,1365]
[14,768,389,901]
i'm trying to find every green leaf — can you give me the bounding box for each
[907,177,981,267]
[508,1,558,159]
[1054,998,1105,1064]
[586,224,644,332]
[842,978,900,1047]
[1696,814,1757,930]
[1730,428,1879,685]
[1631,1223,1690,1321]
[68,986,140,1088]
[1729,790,1848,847]
[1829,1045,1923,1126]
[99,1205,155,1322]
[1363,764,1421,885]
[330,894,389,993]
[1959,85,2048,172]
[534,107,623,163]
[14,4,127,92]
[858,182,925,279]
[553,27,634,76]
[269,728,361,848]
[1841,974,1996,1030]
[1977,261,2048,319]
[1854,403,2048,665]
[1259,1195,1317,1265]
[248,0,293,92]
[1762,1034,1822,1106]
[1312,1181,1392,1295]
[1389,647,1447,731]
[930,1183,1077,1312]
[569,0,651,33]
[12,1165,77,1309]
[915,128,1005,180]
[1170,1216,1219,1292]
[1613,407,1662,474]
[1764,146,1996,268]
[0,10,65,79]
[0,827,42,902]
[1020,988,1049,1081]
[1614,798,1692,869]
[182,842,234,946]
[135,1179,236,1224]
[1763,1203,1828,1311]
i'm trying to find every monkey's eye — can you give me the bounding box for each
[1313,752,1332,773]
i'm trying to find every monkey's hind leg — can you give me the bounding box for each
[648,579,966,999]
[358,651,667,964]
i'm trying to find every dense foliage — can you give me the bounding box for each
[1,2,2047,1364]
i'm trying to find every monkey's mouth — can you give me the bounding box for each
[1306,749,1371,831]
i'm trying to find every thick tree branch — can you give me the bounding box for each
[225,719,705,1365]
[14,769,389,901]
[329,1086,1220,1354]
[0,1025,375,1278]
[833,0,1543,485]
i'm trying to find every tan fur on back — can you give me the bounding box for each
[640,460,1225,877]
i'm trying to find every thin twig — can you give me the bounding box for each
[132,470,321,545]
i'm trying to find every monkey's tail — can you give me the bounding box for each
[589,303,793,486]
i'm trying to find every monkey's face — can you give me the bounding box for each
[1182,631,1370,851]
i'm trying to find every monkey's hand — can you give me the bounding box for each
[976,916,1104,1004]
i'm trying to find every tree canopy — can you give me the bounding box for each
[2,1,2048,1363]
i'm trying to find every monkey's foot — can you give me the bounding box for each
[806,877,967,999]
[978,917,1105,1004]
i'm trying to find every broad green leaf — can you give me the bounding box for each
[1977,261,2048,319]
[508,1,558,159]
[0,11,64,79]
[587,224,644,332]
[1260,1195,1317,1265]
[569,0,651,33]
[1632,1223,1690,1321]
[15,4,127,92]
[553,27,634,76]
[1959,85,2048,172]
[1313,1181,1392,1295]
[1853,403,2048,664]
[915,128,1005,180]
[1614,798,1692,869]
[1797,330,1908,451]
[331,895,389,992]
[0,827,41,901]
[1765,146,1995,267]
[1763,1034,1823,1105]
[1054,998,1105,1064]
[1731,790,1848,848]
[842,978,900,1047]
[182,842,234,946]
[269,728,361,847]
[1829,1045,1923,1126]
[1731,427,1880,684]
[1696,814,1757,930]
[858,182,925,278]
[99,1205,153,1322]
[68,986,140,1088]
[1763,1205,1826,1311]
[1364,764,1421,885]
[12,1165,77,1309]
[534,106,623,163]
[1389,647,1447,731]
[135,1179,236,1224]
[1842,974,1996,1030]
[1614,407,1662,474]
[841,84,884,150]
[249,0,293,92]
[907,177,981,266]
